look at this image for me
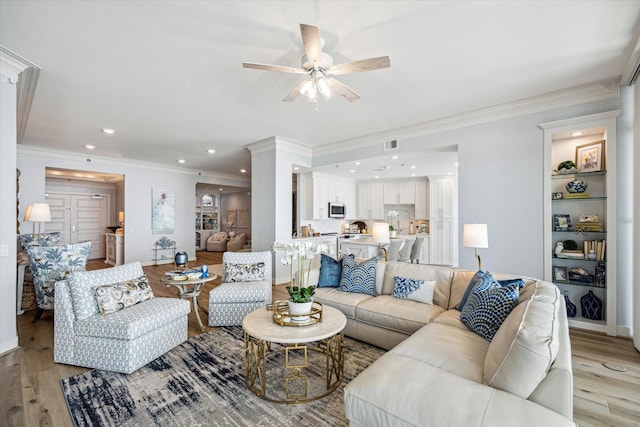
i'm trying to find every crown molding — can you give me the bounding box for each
[0,45,39,80]
[539,109,621,130]
[246,136,312,156]
[16,66,40,144]
[17,145,250,184]
[313,78,621,157]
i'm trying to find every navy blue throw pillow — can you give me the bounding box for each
[456,270,495,310]
[497,278,526,289]
[460,283,520,341]
[318,253,355,288]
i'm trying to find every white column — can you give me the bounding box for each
[634,82,640,351]
[248,137,312,282]
[0,47,34,353]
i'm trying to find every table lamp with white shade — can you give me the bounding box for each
[25,203,52,239]
[372,222,391,261]
[463,223,488,271]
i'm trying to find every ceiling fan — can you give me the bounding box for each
[242,24,391,105]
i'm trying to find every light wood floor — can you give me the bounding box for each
[1,254,639,427]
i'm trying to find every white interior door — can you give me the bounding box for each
[45,193,109,260]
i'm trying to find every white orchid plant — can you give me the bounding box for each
[387,210,399,231]
[272,241,329,303]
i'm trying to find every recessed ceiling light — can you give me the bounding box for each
[85,144,95,150]
[101,128,115,134]
[355,162,361,166]
[178,159,185,164]
[571,132,583,137]
[219,188,224,191]
[240,169,246,173]
[207,149,216,154]
[374,175,379,179]
[410,165,416,169]
[86,175,94,178]
[293,166,299,171]
[349,169,355,173]
[411,174,416,177]
[51,171,61,175]
[392,155,398,160]
[447,172,453,175]
[454,162,459,167]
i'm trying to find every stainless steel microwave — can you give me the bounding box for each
[328,202,346,218]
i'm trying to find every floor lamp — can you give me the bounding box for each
[463,223,488,271]
[372,222,390,261]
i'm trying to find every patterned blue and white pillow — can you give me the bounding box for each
[222,262,267,283]
[318,253,355,288]
[338,256,377,296]
[18,232,62,250]
[392,276,436,304]
[456,270,496,310]
[94,275,154,315]
[460,283,520,341]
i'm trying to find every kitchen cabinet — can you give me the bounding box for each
[105,233,124,266]
[357,182,384,219]
[383,182,415,204]
[414,180,428,219]
[308,173,356,219]
[428,176,457,266]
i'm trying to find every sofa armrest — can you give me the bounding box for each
[54,280,77,364]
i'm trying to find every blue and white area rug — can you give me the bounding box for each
[61,326,384,426]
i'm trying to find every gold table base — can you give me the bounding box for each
[243,331,344,404]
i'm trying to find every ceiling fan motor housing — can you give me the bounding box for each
[302,52,334,71]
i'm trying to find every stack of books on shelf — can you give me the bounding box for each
[563,192,590,199]
[574,221,604,232]
[557,249,586,259]
[584,240,606,261]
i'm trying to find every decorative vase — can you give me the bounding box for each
[566,179,587,193]
[390,230,397,238]
[580,289,603,320]
[289,300,313,322]
[563,291,577,318]
[175,251,188,267]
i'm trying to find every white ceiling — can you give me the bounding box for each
[2,1,639,181]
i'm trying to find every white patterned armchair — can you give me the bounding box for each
[208,251,272,326]
[54,262,191,374]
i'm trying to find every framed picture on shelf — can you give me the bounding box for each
[553,266,568,282]
[553,214,572,231]
[575,140,605,172]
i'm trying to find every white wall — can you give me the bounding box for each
[17,147,250,265]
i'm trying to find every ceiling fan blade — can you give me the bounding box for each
[328,78,360,102]
[242,62,307,74]
[282,80,308,102]
[300,24,322,67]
[327,56,391,75]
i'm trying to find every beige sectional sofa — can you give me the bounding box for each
[308,261,575,427]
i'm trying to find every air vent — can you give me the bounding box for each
[384,139,399,150]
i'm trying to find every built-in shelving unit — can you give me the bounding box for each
[541,110,619,336]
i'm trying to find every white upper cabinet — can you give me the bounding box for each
[357,182,384,219]
[310,173,355,219]
[414,180,428,219]
[383,182,415,204]
[429,177,454,219]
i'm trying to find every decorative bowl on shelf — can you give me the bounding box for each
[557,160,577,174]
[566,179,587,193]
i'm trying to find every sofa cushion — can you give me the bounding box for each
[391,322,489,382]
[392,276,436,305]
[68,262,145,320]
[75,297,190,340]
[484,281,561,399]
[318,253,354,288]
[94,275,154,315]
[382,262,453,308]
[431,309,470,331]
[222,261,267,283]
[208,281,271,303]
[461,283,520,341]
[356,295,444,335]
[339,256,377,296]
[314,287,373,320]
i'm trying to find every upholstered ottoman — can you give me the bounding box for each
[208,251,272,326]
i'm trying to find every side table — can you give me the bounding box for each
[161,272,217,332]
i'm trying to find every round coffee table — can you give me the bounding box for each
[161,271,217,332]
[242,305,347,404]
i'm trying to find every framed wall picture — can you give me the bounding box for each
[226,210,237,228]
[575,140,605,172]
[152,188,175,234]
[553,214,572,231]
[238,209,249,228]
[553,266,568,282]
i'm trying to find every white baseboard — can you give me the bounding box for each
[616,325,632,338]
[0,336,19,356]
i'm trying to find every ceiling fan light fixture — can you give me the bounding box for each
[317,76,333,100]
